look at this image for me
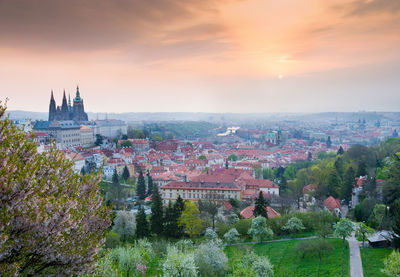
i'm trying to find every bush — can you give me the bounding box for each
[224,228,240,245]
[295,239,333,261]
[234,219,252,236]
[194,241,228,276]
[248,216,274,243]
[105,231,120,249]
[162,246,198,277]
[382,250,400,277]
[112,210,136,242]
[216,221,230,238]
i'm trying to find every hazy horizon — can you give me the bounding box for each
[1,0,400,113]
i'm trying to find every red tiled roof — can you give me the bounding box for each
[303,184,317,194]
[223,201,233,211]
[240,205,281,219]
[324,196,341,211]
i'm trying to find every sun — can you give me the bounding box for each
[278,74,284,79]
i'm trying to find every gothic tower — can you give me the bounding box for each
[48,90,56,121]
[61,90,69,120]
[72,86,88,121]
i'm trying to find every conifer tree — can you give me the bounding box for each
[280,176,287,194]
[174,195,185,238]
[109,168,125,209]
[136,171,146,200]
[122,165,130,181]
[150,183,164,235]
[163,202,178,238]
[337,146,344,155]
[342,166,355,202]
[253,191,268,218]
[147,171,153,196]
[357,161,367,177]
[326,136,332,148]
[135,206,149,238]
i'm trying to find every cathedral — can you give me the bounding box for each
[49,86,88,122]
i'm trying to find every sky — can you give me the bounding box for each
[0,0,400,113]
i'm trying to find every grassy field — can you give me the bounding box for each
[360,247,392,277]
[225,238,350,277]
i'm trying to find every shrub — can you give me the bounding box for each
[382,250,400,277]
[162,246,198,277]
[252,256,274,277]
[234,219,252,236]
[105,231,121,249]
[248,216,274,243]
[205,227,218,240]
[282,216,305,237]
[216,221,230,238]
[194,241,228,276]
[112,210,136,242]
[224,228,240,245]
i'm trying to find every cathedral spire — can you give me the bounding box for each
[68,94,71,107]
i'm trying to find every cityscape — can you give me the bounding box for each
[1,1,400,277]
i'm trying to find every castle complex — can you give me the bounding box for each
[49,86,88,122]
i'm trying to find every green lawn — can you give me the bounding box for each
[225,238,350,277]
[360,247,392,277]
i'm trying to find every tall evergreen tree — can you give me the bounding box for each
[136,171,146,200]
[342,166,355,202]
[174,195,185,238]
[163,202,178,238]
[357,161,367,177]
[150,183,164,235]
[326,136,332,148]
[334,157,345,180]
[135,206,149,238]
[109,168,125,209]
[327,171,341,198]
[147,171,153,196]
[279,175,288,194]
[337,146,344,155]
[122,165,130,181]
[253,191,268,218]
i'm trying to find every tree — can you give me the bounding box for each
[174,195,185,238]
[107,168,125,209]
[0,103,111,275]
[279,175,288,194]
[147,171,153,196]
[122,165,130,181]
[342,166,355,202]
[382,250,400,277]
[95,134,103,146]
[135,206,149,238]
[251,255,274,277]
[224,228,240,245]
[198,200,219,230]
[198,155,206,160]
[120,140,133,148]
[248,216,274,243]
[136,171,146,200]
[326,136,332,148]
[162,246,198,277]
[334,218,354,247]
[383,153,400,207]
[194,241,228,277]
[178,202,204,238]
[391,199,400,248]
[334,156,345,179]
[337,146,344,155]
[163,202,178,238]
[253,191,268,218]
[317,210,335,238]
[282,216,305,238]
[150,183,164,235]
[357,161,367,177]
[228,154,238,161]
[355,222,374,246]
[112,211,136,243]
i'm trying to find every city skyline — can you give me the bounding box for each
[1,0,400,113]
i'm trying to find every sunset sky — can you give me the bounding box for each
[0,0,399,113]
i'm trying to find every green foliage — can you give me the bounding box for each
[228,154,238,161]
[234,219,253,236]
[178,202,204,238]
[253,191,268,218]
[122,165,130,180]
[136,171,146,200]
[0,102,111,275]
[112,210,136,242]
[127,127,145,139]
[224,228,240,245]
[354,198,376,222]
[282,216,305,237]
[150,183,164,235]
[216,221,231,238]
[162,245,198,277]
[147,172,153,196]
[164,202,179,238]
[334,218,354,247]
[105,231,121,249]
[198,154,207,160]
[194,241,228,276]
[382,250,400,277]
[360,247,393,277]
[248,216,274,243]
[355,222,374,245]
[120,140,133,148]
[135,206,149,238]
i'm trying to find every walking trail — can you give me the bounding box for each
[347,232,364,277]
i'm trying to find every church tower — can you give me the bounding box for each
[61,90,69,120]
[48,90,56,121]
[72,86,88,121]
